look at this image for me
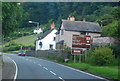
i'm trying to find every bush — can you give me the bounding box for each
[3,45,21,52]
[109,44,120,58]
[57,57,64,63]
[90,46,115,66]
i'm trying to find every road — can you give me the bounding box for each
[3,53,109,81]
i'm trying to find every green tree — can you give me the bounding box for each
[2,2,27,38]
[90,47,115,66]
[102,20,119,39]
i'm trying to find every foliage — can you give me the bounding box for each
[2,2,28,38]
[102,20,119,39]
[3,44,21,52]
[3,2,119,40]
[22,2,118,26]
[90,46,115,66]
[109,44,120,58]
[22,2,119,39]
[65,63,118,80]
[57,57,64,63]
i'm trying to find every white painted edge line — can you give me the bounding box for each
[58,77,65,81]
[56,63,108,81]
[6,56,18,81]
[50,71,56,75]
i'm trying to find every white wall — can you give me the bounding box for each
[34,28,43,34]
[36,29,57,50]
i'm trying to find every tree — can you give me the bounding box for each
[102,20,119,39]
[90,46,115,66]
[2,2,27,38]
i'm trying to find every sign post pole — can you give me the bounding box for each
[74,55,76,63]
[72,35,91,63]
[79,55,81,63]
[85,51,86,61]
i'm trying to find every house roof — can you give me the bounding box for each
[62,20,102,33]
[38,29,54,40]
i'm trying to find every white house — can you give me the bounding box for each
[33,28,43,34]
[36,21,57,50]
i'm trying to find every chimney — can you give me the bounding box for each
[67,15,71,20]
[83,18,86,22]
[51,21,55,29]
[70,16,75,21]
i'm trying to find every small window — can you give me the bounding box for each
[81,32,86,35]
[49,44,53,49]
[61,29,64,35]
[39,42,42,48]
[53,37,56,41]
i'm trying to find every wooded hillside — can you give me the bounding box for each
[2,2,119,39]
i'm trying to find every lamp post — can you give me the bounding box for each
[28,21,39,29]
[29,21,43,34]
[18,32,23,50]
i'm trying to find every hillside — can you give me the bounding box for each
[7,34,38,46]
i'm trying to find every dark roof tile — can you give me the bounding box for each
[62,20,102,33]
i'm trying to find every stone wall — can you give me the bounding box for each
[93,37,120,46]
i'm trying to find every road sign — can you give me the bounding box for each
[72,35,91,55]
[72,35,91,49]
[72,49,83,55]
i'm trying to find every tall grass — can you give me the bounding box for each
[65,62,118,80]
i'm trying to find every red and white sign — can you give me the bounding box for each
[72,35,91,55]
[72,49,83,55]
[72,35,91,48]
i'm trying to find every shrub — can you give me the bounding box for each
[109,44,120,58]
[3,45,21,52]
[90,46,115,66]
[57,57,64,63]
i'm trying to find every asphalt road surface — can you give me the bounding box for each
[3,53,109,81]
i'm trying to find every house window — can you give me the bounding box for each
[81,32,86,35]
[49,44,53,50]
[61,29,64,35]
[53,37,56,41]
[39,41,42,48]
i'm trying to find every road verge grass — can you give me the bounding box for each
[64,62,118,80]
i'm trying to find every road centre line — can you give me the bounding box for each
[38,64,42,66]
[58,77,65,81]
[43,67,48,70]
[50,71,56,75]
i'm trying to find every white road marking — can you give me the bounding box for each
[43,67,48,70]
[38,64,42,67]
[6,56,18,81]
[58,77,65,81]
[50,71,56,75]
[56,63,107,80]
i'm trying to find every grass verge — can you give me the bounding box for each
[64,62,118,80]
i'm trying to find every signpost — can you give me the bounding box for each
[71,35,91,63]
